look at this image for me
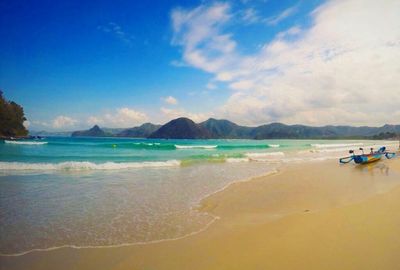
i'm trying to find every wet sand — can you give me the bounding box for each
[2,157,400,270]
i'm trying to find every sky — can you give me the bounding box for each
[1,0,399,131]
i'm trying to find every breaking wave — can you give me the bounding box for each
[311,143,363,149]
[245,152,285,159]
[216,144,279,149]
[110,143,281,150]
[4,140,48,145]
[175,145,218,149]
[268,144,280,148]
[0,160,181,171]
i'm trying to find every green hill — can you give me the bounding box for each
[116,123,161,138]
[0,91,28,138]
[148,117,211,139]
[71,125,111,137]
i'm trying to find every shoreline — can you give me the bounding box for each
[1,157,400,269]
[0,168,280,257]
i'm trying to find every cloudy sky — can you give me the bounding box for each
[1,0,399,130]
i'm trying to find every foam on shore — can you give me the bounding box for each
[0,160,181,171]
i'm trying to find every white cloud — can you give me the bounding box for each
[171,3,236,73]
[163,96,178,105]
[206,82,217,90]
[87,108,148,128]
[242,8,260,24]
[229,80,254,91]
[31,120,50,128]
[87,116,103,126]
[265,4,298,25]
[276,26,302,39]
[171,0,400,126]
[52,116,78,129]
[23,120,30,128]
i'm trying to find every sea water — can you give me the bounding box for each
[0,137,397,255]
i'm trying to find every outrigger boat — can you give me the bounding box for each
[339,146,395,164]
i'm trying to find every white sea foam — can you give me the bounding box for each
[310,143,396,154]
[245,152,285,160]
[311,143,363,148]
[268,144,280,148]
[226,157,250,163]
[175,145,217,149]
[133,142,161,146]
[283,156,335,163]
[5,140,48,145]
[0,160,181,171]
[314,147,359,153]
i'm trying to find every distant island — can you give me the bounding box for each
[0,91,28,138]
[70,117,400,140]
[71,125,111,137]
[71,123,161,138]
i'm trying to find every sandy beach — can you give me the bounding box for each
[1,156,400,270]
[2,0,400,268]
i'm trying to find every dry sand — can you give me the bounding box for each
[2,157,400,270]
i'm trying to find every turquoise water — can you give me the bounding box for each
[0,137,298,165]
[1,137,392,167]
[0,137,397,255]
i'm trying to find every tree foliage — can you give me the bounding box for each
[0,90,28,137]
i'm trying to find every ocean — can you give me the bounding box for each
[0,137,397,255]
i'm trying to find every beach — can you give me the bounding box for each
[2,0,400,268]
[2,154,400,270]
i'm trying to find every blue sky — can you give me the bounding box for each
[1,0,399,130]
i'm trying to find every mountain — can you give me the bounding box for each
[116,123,161,138]
[0,91,28,138]
[200,118,253,138]
[148,117,212,139]
[102,127,126,136]
[200,119,400,139]
[69,124,159,138]
[69,118,400,140]
[243,123,400,139]
[71,125,111,137]
[250,123,335,139]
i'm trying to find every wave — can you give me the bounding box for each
[226,158,250,163]
[4,140,48,145]
[245,152,285,160]
[312,143,396,154]
[13,140,281,151]
[311,143,363,149]
[45,142,177,150]
[159,144,278,150]
[175,145,217,149]
[225,151,285,162]
[180,153,249,166]
[314,147,358,153]
[0,160,180,171]
[123,143,280,151]
[268,144,280,148]
[212,143,281,150]
[217,144,269,149]
[109,142,176,150]
[0,152,286,171]
[134,142,160,146]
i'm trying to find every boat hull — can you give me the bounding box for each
[353,153,382,164]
